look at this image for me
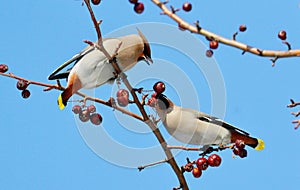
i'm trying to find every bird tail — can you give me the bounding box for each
[57,73,82,110]
[254,139,264,151]
[231,131,264,150]
[58,89,72,110]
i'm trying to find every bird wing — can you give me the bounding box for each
[48,46,95,80]
[195,111,250,136]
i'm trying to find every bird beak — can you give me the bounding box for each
[139,55,153,65]
[144,55,153,65]
[138,55,153,65]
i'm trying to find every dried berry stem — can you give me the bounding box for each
[292,120,300,130]
[291,111,300,117]
[151,0,300,59]
[287,99,300,108]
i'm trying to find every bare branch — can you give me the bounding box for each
[151,0,300,59]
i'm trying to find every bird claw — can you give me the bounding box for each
[199,144,230,156]
[199,146,218,156]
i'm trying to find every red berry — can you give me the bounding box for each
[134,2,144,14]
[207,154,222,167]
[72,105,82,114]
[87,105,96,113]
[117,96,129,107]
[196,157,209,171]
[153,81,165,94]
[233,147,240,156]
[182,2,192,12]
[90,113,103,125]
[209,40,219,49]
[0,64,8,73]
[117,89,129,98]
[239,25,247,32]
[183,163,194,172]
[235,139,245,149]
[278,30,287,40]
[16,80,28,90]
[206,49,214,57]
[21,89,31,99]
[91,0,101,5]
[238,148,248,158]
[192,167,202,178]
[116,89,129,107]
[147,97,157,107]
[129,0,138,4]
[79,110,90,122]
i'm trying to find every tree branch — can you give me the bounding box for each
[83,1,189,189]
[151,0,300,59]
[0,72,144,121]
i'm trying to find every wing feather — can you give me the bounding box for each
[196,111,250,136]
[48,46,94,80]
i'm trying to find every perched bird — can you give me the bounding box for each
[154,94,264,150]
[48,29,152,110]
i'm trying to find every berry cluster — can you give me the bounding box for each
[0,64,31,99]
[232,139,247,158]
[183,154,222,178]
[16,80,31,99]
[129,0,145,14]
[206,24,247,58]
[205,36,219,58]
[147,81,166,107]
[72,104,102,125]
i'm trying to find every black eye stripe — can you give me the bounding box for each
[156,94,170,110]
[144,42,151,58]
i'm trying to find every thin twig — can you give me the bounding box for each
[292,120,300,130]
[0,72,64,90]
[138,159,169,171]
[291,111,300,117]
[167,145,201,151]
[287,99,300,108]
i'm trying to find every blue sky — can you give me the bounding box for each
[1,1,300,190]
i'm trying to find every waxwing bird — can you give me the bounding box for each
[48,29,152,110]
[154,94,264,150]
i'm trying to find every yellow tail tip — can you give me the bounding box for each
[58,94,65,110]
[255,139,265,151]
